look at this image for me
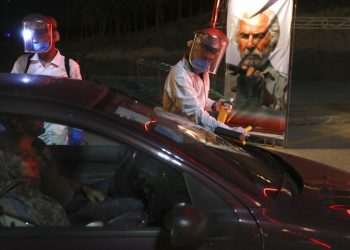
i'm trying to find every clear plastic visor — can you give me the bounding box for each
[189,33,228,74]
[22,21,52,53]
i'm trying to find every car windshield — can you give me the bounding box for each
[153,109,299,203]
[96,93,291,203]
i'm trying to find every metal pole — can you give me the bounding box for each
[210,0,221,28]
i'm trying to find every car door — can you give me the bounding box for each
[0,102,260,249]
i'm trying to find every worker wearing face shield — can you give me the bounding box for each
[12,13,82,79]
[163,28,249,138]
[11,13,83,146]
[22,14,55,53]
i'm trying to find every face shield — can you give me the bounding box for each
[22,18,53,53]
[189,28,228,74]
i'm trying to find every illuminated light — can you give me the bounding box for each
[159,149,182,166]
[22,77,30,83]
[329,204,350,216]
[161,148,171,154]
[256,174,272,183]
[22,29,32,41]
[6,32,11,38]
[158,149,182,166]
[144,119,157,131]
[171,159,182,166]
[281,188,292,197]
[263,187,279,197]
[161,148,184,163]
[254,201,261,207]
[329,204,349,210]
[309,238,332,249]
[302,227,316,232]
[173,154,183,162]
[157,152,170,161]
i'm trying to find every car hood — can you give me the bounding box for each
[253,151,350,249]
[269,151,350,221]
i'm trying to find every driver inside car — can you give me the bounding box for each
[3,116,144,225]
[0,130,69,226]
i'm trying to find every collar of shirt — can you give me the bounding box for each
[31,50,62,67]
[182,56,192,73]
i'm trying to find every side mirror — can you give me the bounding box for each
[169,204,208,247]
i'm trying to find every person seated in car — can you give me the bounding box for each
[4,117,144,225]
[0,131,69,226]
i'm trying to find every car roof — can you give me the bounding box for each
[0,73,110,108]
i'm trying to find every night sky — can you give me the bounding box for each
[0,0,348,75]
[1,0,348,40]
[0,0,72,71]
[0,0,69,39]
[1,0,348,32]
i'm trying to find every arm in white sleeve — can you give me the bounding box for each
[11,55,27,74]
[69,59,82,80]
[165,74,219,132]
[205,98,216,111]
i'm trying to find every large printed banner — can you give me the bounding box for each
[225,0,294,140]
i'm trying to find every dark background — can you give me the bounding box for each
[0,0,349,81]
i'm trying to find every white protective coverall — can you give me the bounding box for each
[163,57,232,132]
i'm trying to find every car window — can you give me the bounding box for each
[0,113,260,249]
[95,96,287,204]
[0,115,191,229]
[35,123,117,146]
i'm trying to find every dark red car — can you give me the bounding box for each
[0,73,349,250]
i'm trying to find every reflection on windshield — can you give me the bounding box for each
[178,125,250,155]
[154,107,250,155]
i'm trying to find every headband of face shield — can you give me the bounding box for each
[189,29,228,74]
[22,19,53,53]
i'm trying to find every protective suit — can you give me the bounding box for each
[163,57,218,131]
[163,28,248,136]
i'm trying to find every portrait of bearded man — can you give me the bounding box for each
[226,8,288,115]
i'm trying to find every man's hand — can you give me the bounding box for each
[217,122,250,139]
[229,126,250,138]
[245,66,265,78]
[82,185,105,202]
[214,99,232,113]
